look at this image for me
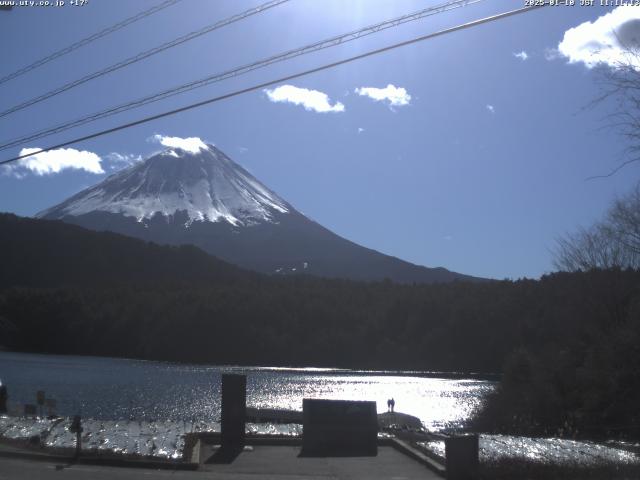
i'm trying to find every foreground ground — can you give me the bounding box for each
[0,446,441,480]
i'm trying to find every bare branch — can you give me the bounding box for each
[553,184,640,271]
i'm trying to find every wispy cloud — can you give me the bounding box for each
[556,6,640,69]
[357,127,365,134]
[486,104,495,114]
[544,48,561,61]
[150,134,208,154]
[513,50,529,61]
[263,85,345,113]
[105,152,142,168]
[3,147,103,177]
[355,84,411,107]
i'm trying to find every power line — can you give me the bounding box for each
[0,0,290,118]
[0,3,547,167]
[0,0,183,85]
[0,0,480,151]
[0,0,483,152]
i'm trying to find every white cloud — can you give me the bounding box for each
[486,104,495,114]
[357,127,365,134]
[263,85,345,113]
[557,6,640,69]
[238,146,249,154]
[354,84,411,107]
[3,147,103,177]
[151,134,209,154]
[513,50,529,61]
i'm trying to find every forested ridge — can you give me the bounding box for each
[1,213,640,437]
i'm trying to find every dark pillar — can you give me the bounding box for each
[445,434,479,480]
[221,374,246,450]
[0,385,7,414]
[69,416,83,459]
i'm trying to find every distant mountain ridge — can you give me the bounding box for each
[0,213,251,290]
[38,143,481,284]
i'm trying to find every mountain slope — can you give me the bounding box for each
[0,213,253,290]
[38,143,480,283]
[37,145,290,226]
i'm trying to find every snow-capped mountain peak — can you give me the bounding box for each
[37,144,290,226]
[37,136,480,283]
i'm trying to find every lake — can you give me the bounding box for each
[2,351,636,465]
[0,351,493,431]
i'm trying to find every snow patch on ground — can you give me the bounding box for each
[419,434,640,466]
[0,416,301,459]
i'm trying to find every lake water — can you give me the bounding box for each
[0,351,493,431]
[1,352,637,465]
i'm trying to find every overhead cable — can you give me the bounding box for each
[0,3,547,166]
[0,0,290,118]
[0,0,482,151]
[0,0,184,85]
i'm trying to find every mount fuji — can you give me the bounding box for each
[38,142,478,283]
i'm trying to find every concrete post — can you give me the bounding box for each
[221,374,246,450]
[445,434,479,480]
[69,415,83,459]
[0,385,7,414]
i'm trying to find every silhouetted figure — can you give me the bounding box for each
[0,384,7,414]
[69,415,83,459]
[390,398,395,413]
[386,399,391,412]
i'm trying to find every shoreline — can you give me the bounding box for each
[2,425,638,480]
[1,413,637,468]
[0,349,501,381]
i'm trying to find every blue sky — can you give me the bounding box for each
[1,0,639,280]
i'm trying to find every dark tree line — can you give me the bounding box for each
[470,269,640,439]
[1,213,640,438]
[3,269,638,374]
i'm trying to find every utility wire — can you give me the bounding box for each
[0,0,290,118]
[0,0,482,152]
[0,3,547,167]
[0,0,184,85]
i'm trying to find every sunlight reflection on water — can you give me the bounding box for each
[4,353,636,465]
[248,374,492,430]
[0,352,494,431]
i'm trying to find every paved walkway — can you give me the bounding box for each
[0,446,443,479]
